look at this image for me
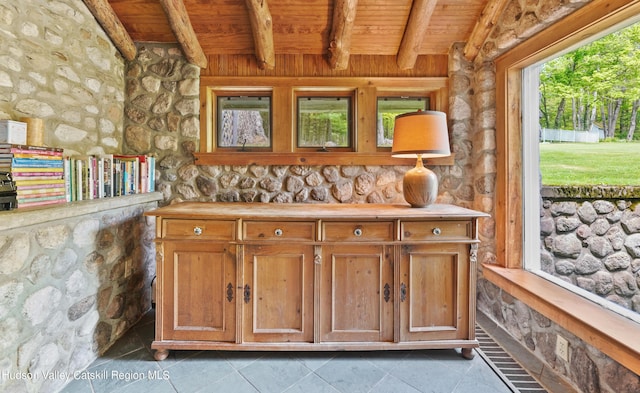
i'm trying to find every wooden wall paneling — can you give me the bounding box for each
[201,54,448,78]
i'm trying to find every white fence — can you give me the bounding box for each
[540,124,603,143]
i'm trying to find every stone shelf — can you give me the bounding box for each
[0,192,163,231]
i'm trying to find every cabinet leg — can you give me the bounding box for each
[154,349,170,361]
[461,348,475,360]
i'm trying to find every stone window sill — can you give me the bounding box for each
[482,264,640,375]
[0,192,163,232]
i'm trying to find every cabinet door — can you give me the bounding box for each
[242,244,314,343]
[320,244,394,342]
[161,241,236,342]
[399,243,470,341]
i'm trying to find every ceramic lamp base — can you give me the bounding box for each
[402,157,438,208]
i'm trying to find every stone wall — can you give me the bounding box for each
[478,278,640,393]
[123,45,478,209]
[540,186,640,314]
[0,0,124,156]
[0,197,158,393]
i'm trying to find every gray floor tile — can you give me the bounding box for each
[369,374,423,393]
[197,371,260,393]
[283,373,341,393]
[291,352,336,371]
[314,354,387,393]
[238,354,314,392]
[162,351,237,392]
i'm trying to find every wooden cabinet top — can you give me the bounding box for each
[145,202,488,220]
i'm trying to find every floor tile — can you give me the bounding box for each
[314,353,387,393]
[197,371,259,393]
[369,374,423,393]
[238,354,314,392]
[161,351,237,392]
[282,373,341,393]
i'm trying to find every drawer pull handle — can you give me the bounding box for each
[432,227,442,236]
[193,226,203,236]
[274,228,283,236]
[353,228,363,237]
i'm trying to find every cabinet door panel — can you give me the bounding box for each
[320,244,393,342]
[243,244,314,342]
[163,241,236,342]
[399,243,469,341]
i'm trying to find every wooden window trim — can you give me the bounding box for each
[492,0,640,376]
[196,76,452,166]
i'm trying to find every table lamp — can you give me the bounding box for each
[392,110,451,207]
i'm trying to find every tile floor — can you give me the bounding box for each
[60,311,517,393]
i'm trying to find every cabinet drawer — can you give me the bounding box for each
[243,221,316,241]
[322,221,394,242]
[163,219,236,240]
[401,220,471,241]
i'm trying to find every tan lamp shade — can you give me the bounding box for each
[391,110,451,158]
[391,110,451,207]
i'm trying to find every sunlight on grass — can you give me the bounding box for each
[539,142,640,186]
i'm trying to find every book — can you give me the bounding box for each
[4,158,63,168]
[0,144,63,156]
[17,197,66,208]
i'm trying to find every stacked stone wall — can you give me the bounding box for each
[540,186,640,314]
[0,201,157,393]
[0,0,125,155]
[478,278,640,393]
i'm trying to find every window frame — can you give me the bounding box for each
[197,77,452,166]
[294,89,355,152]
[491,0,640,376]
[215,91,273,151]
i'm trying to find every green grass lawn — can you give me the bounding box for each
[539,142,640,186]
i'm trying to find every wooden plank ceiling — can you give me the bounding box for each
[85,0,509,70]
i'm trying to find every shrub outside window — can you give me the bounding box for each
[297,96,352,150]
[376,97,429,147]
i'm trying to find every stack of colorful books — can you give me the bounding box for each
[64,154,155,202]
[0,144,66,208]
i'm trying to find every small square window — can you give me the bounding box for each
[376,97,429,147]
[297,96,352,149]
[217,95,271,149]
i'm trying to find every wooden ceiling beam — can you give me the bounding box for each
[327,0,359,70]
[82,0,137,61]
[396,0,439,70]
[463,0,510,61]
[158,0,208,68]
[244,0,275,70]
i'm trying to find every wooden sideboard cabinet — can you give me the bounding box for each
[145,202,487,360]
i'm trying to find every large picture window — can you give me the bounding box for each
[521,19,640,322]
